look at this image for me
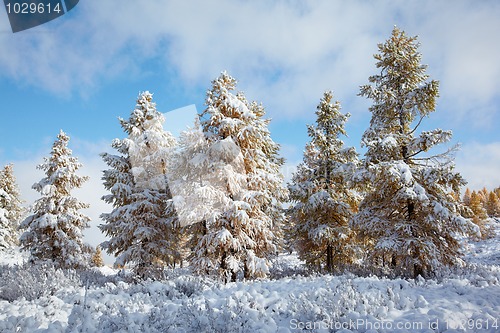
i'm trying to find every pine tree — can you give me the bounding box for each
[0,164,24,249]
[245,100,288,253]
[469,190,492,239]
[485,190,500,217]
[168,117,224,227]
[167,117,227,267]
[469,191,488,220]
[99,138,136,265]
[91,246,105,267]
[456,189,473,219]
[288,91,360,273]
[478,187,489,207]
[191,72,287,282]
[99,91,178,277]
[462,188,472,206]
[20,130,92,268]
[352,27,476,278]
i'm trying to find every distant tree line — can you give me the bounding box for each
[460,187,500,239]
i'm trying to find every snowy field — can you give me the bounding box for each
[1,220,499,333]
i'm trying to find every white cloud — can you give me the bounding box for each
[281,160,300,187]
[163,104,198,137]
[400,1,500,129]
[455,142,500,191]
[1,1,498,127]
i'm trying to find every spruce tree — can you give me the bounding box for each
[168,117,226,227]
[480,187,489,201]
[167,117,227,267]
[469,191,488,220]
[20,130,92,268]
[99,138,136,265]
[352,27,476,278]
[192,72,287,282]
[485,191,500,217]
[99,92,178,276]
[288,91,360,273]
[462,188,472,206]
[469,190,492,239]
[0,164,24,249]
[91,246,105,267]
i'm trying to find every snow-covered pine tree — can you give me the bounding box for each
[469,190,493,239]
[479,187,489,205]
[485,190,500,217]
[352,27,477,278]
[99,137,136,264]
[469,191,488,220]
[166,116,228,267]
[455,189,473,220]
[0,164,24,249]
[91,246,105,267]
[19,130,92,268]
[288,91,360,273]
[0,196,9,249]
[99,91,178,276]
[245,100,288,252]
[462,188,472,206]
[192,72,287,282]
[124,91,180,272]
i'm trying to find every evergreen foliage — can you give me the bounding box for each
[91,246,105,267]
[191,72,287,282]
[352,27,477,278]
[485,191,500,217]
[99,137,135,266]
[287,91,360,273]
[20,130,92,268]
[167,117,226,268]
[469,191,488,220]
[99,92,178,277]
[462,188,472,206]
[0,164,24,249]
[4,26,494,283]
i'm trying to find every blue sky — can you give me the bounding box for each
[1,1,499,254]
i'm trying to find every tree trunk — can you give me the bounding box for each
[231,270,237,282]
[326,244,333,273]
[244,261,249,280]
[414,264,423,279]
[412,245,424,278]
[391,255,397,267]
[221,251,227,273]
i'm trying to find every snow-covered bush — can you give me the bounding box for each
[268,253,312,280]
[0,262,79,302]
[173,275,210,297]
[0,259,114,304]
[0,249,498,333]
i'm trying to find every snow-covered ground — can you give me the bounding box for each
[1,220,499,333]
